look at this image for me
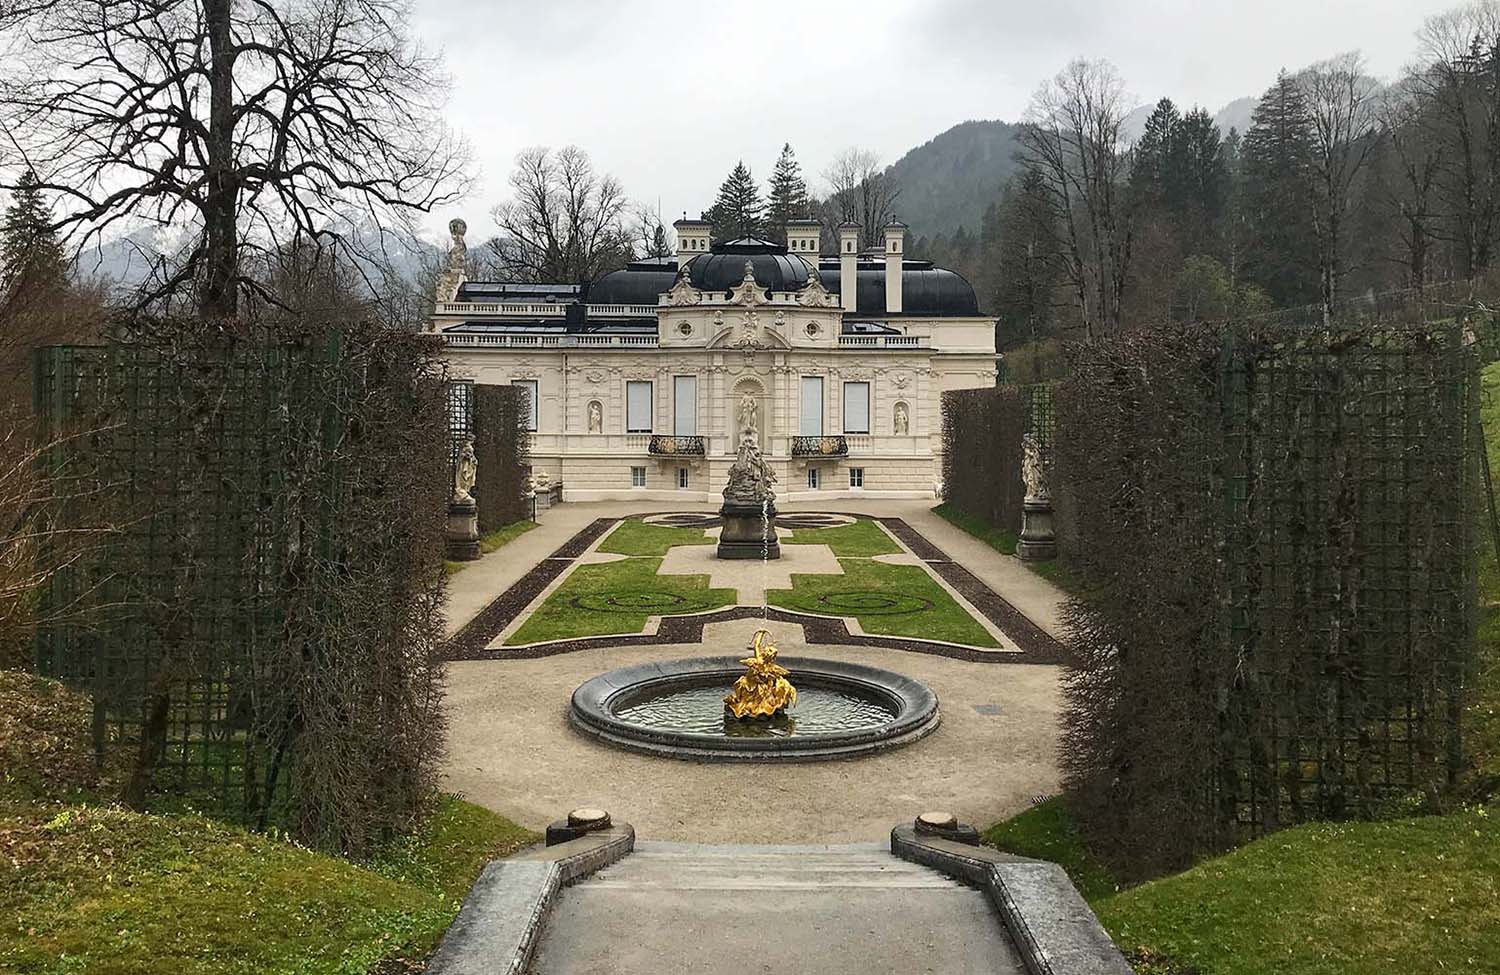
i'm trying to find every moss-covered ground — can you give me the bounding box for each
[0,671,538,974]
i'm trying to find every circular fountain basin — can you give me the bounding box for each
[569,657,940,762]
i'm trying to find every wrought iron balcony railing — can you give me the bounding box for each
[791,435,849,458]
[648,434,706,456]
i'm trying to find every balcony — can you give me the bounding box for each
[791,435,849,458]
[648,435,707,456]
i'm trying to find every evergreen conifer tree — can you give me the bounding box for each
[1241,71,1319,306]
[703,161,766,241]
[766,143,810,243]
[1,170,66,296]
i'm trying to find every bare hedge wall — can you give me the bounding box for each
[473,383,531,534]
[941,386,1027,534]
[33,320,450,855]
[1056,322,1477,878]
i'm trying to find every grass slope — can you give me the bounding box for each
[767,558,998,647]
[0,796,536,975]
[504,557,735,645]
[1097,808,1500,975]
[782,519,901,557]
[1472,362,1500,780]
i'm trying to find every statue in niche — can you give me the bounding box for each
[1022,433,1050,501]
[453,436,477,503]
[587,400,603,434]
[738,392,758,442]
[894,401,910,436]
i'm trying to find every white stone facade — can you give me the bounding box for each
[430,221,997,503]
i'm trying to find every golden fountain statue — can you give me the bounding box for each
[724,629,797,719]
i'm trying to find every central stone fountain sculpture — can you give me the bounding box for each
[716,396,780,559]
[723,629,797,719]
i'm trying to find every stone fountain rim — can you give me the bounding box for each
[569,655,941,763]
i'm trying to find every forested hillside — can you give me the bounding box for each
[883,120,1025,239]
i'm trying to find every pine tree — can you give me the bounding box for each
[1,170,66,297]
[1240,71,1319,307]
[703,161,766,241]
[766,143,810,244]
[1130,98,1182,206]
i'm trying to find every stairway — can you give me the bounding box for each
[527,841,1027,975]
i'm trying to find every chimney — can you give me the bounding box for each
[883,219,906,314]
[785,218,821,267]
[838,223,860,312]
[673,218,712,272]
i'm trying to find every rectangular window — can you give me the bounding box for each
[807,467,820,490]
[799,376,824,436]
[849,467,864,488]
[673,375,697,436]
[626,381,653,433]
[630,466,646,488]
[677,467,689,489]
[842,382,870,434]
[512,379,538,432]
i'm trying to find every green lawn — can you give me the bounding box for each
[504,556,735,645]
[0,796,535,975]
[597,519,713,557]
[481,519,538,554]
[782,519,902,557]
[767,558,998,647]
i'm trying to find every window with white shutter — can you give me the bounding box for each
[842,382,870,434]
[673,376,697,435]
[626,381,653,433]
[799,376,823,436]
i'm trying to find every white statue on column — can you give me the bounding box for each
[1021,433,1050,501]
[453,435,477,503]
[434,218,468,304]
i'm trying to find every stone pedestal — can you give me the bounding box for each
[446,497,480,561]
[716,501,780,560]
[1016,497,1057,562]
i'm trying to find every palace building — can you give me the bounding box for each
[429,216,997,501]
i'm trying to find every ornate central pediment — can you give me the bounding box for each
[728,261,769,306]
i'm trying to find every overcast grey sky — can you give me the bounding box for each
[413,0,1456,241]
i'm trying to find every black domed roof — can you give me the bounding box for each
[585,235,980,316]
[687,236,810,295]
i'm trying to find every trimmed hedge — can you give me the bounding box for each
[472,384,531,535]
[940,386,1027,535]
[1056,323,1477,878]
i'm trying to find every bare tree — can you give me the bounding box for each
[486,146,633,283]
[821,148,901,248]
[1381,76,1444,291]
[1299,52,1382,321]
[0,0,469,318]
[1411,1,1500,280]
[1020,58,1135,339]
